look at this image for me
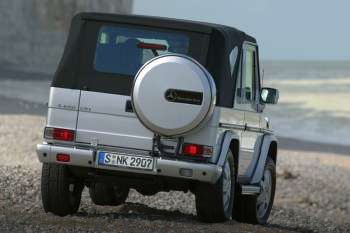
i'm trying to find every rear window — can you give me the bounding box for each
[94,26,190,76]
[68,22,209,96]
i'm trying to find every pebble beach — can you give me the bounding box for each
[0,114,349,233]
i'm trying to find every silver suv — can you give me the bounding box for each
[37,13,279,224]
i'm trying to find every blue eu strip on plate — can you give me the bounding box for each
[98,152,106,165]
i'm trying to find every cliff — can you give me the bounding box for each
[0,0,133,75]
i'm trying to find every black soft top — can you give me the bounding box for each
[54,13,257,107]
[79,12,256,47]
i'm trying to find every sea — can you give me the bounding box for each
[0,60,350,146]
[262,60,350,146]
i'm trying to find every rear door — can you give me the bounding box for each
[77,91,153,150]
[74,21,208,151]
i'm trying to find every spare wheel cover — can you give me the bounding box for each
[132,54,216,136]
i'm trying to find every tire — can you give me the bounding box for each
[89,183,129,206]
[234,157,276,224]
[195,150,236,222]
[41,163,84,216]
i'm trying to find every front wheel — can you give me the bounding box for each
[234,157,276,224]
[195,150,236,222]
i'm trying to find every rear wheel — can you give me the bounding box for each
[89,183,129,206]
[41,163,84,216]
[234,157,276,224]
[195,150,235,222]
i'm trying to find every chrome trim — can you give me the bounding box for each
[246,126,261,133]
[219,123,245,131]
[261,128,274,134]
[37,143,222,184]
[219,122,274,134]
[241,185,261,195]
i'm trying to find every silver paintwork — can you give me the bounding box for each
[243,135,264,179]
[79,91,134,117]
[46,87,80,131]
[46,87,218,152]
[37,143,94,166]
[47,108,78,130]
[76,111,154,150]
[48,87,80,110]
[76,91,154,150]
[218,41,276,183]
[132,54,216,136]
[39,48,278,190]
[216,124,276,183]
[241,109,263,178]
[37,143,222,183]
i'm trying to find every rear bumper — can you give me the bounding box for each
[36,143,222,184]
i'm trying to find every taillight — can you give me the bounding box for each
[56,153,70,162]
[182,143,213,157]
[44,127,75,141]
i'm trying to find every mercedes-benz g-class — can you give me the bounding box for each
[37,13,279,223]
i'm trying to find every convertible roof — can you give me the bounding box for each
[78,13,256,46]
[53,13,258,107]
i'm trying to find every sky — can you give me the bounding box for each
[133,0,350,60]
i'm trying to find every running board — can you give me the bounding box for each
[241,185,260,195]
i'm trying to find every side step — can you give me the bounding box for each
[241,185,260,195]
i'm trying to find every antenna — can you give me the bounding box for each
[261,66,265,87]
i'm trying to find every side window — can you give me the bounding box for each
[234,44,261,110]
[243,49,255,103]
[229,47,241,107]
[229,47,238,76]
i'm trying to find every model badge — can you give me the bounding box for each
[57,104,76,110]
[165,89,203,105]
[79,106,92,112]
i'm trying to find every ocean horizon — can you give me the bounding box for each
[263,60,350,146]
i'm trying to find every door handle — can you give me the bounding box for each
[125,100,134,113]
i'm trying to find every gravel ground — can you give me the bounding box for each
[0,115,349,233]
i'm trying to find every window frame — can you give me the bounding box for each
[93,25,191,76]
[234,42,261,112]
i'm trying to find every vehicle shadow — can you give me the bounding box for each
[76,202,313,232]
[267,224,314,233]
[77,202,198,223]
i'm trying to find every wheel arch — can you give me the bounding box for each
[250,134,278,184]
[229,138,240,175]
[216,130,240,169]
[268,140,278,164]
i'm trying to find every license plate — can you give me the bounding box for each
[98,151,154,171]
